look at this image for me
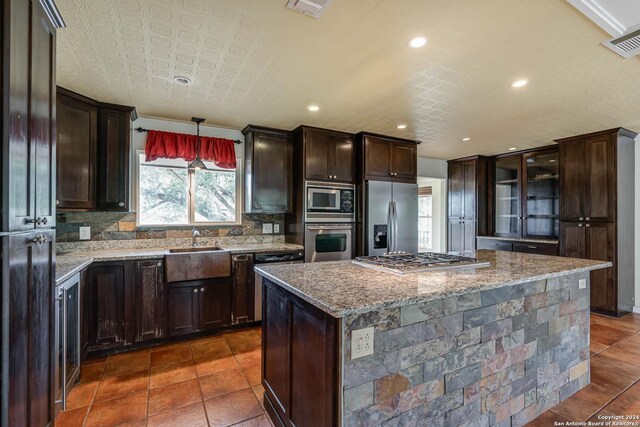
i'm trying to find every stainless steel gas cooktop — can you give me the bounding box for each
[352,252,491,274]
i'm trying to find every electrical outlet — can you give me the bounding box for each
[262,223,273,234]
[578,278,587,290]
[79,226,91,240]
[351,327,374,360]
[274,223,280,233]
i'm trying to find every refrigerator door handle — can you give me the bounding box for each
[387,201,393,253]
[392,201,399,252]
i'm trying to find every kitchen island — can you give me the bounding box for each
[255,250,610,427]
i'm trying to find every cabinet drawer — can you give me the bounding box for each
[512,242,558,256]
[476,239,513,252]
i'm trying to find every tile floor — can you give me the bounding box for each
[56,327,271,427]
[526,312,640,426]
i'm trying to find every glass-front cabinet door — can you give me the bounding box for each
[522,150,559,238]
[494,156,521,236]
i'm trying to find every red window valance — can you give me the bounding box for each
[144,130,237,169]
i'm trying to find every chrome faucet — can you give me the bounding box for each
[191,227,201,247]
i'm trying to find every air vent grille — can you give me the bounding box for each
[286,0,333,18]
[602,28,640,58]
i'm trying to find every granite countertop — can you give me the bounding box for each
[476,236,559,244]
[55,242,304,284]
[255,250,610,318]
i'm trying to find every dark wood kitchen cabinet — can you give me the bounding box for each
[358,132,418,183]
[134,259,165,342]
[447,156,488,252]
[57,88,98,210]
[232,253,255,324]
[84,262,135,352]
[556,128,636,316]
[296,126,355,183]
[262,279,338,427]
[167,279,231,336]
[97,105,134,211]
[243,125,293,213]
[2,230,55,427]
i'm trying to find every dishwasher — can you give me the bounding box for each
[254,250,304,321]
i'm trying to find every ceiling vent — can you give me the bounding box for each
[602,27,640,58]
[286,0,333,19]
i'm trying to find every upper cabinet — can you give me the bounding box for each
[296,126,355,183]
[358,133,418,183]
[97,105,134,211]
[56,88,135,212]
[243,125,293,213]
[57,88,98,210]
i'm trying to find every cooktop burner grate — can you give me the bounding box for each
[352,252,491,274]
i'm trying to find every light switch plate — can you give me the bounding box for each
[79,226,91,240]
[262,223,273,234]
[351,327,374,360]
[578,278,587,289]
[274,223,280,233]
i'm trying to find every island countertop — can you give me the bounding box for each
[255,250,610,317]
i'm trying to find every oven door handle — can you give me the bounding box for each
[306,226,353,231]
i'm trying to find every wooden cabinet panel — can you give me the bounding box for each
[85,262,134,351]
[512,242,558,256]
[585,136,615,222]
[305,130,331,181]
[448,162,464,219]
[244,126,292,213]
[56,90,97,210]
[392,143,417,181]
[448,220,465,252]
[587,223,616,312]
[263,282,291,418]
[463,220,476,253]
[232,253,255,324]
[167,285,199,337]
[363,136,392,179]
[199,279,231,330]
[5,231,55,427]
[559,222,586,259]
[31,6,56,229]
[97,108,131,211]
[462,161,477,220]
[289,299,337,427]
[332,137,354,183]
[134,259,164,342]
[559,140,587,222]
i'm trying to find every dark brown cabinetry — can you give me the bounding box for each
[232,253,255,324]
[84,262,135,352]
[296,126,355,183]
[97,105,134,211]
[358,133,418,183]
[557,128,636,316]
[262,279,338,427]
[56,89,135,212]
[243,125,293,213]
[166,279,231,336]
[477,237,558,256]
[57,88,98,210]
[447,157,488,252]
[134,260,165,342]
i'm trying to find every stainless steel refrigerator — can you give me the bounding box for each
[366,181,418,255]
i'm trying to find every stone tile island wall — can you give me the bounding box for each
[342,272,590,427]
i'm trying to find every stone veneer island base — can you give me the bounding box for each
[255,250,610,427]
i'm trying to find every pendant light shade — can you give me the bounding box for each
[188,117,206,170]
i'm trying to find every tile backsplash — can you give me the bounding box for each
[55,211,284,242]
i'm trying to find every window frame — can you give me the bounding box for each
[135,150,243,227]
[418,192,433,251]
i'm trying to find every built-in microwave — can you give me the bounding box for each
[305,181,355,223]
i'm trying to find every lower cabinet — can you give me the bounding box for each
[448,219,477,253]
[166,278,231,337]
[476,237,558,256]
[263,279,338,427]
[232,253,255,324]
[134,259,165,342]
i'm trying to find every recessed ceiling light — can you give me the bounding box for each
[462,137,471,141]
[173,75,192,85]
[509,147,517,151]
[306,104,320,112]
[511,79,528,88]
[397,124,407,129]
[409,36,428,48]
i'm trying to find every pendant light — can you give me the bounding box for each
[188,117,207,170]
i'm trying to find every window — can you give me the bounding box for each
[137,153,241,226]
[418,187,433,251]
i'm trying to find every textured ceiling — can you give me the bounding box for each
[56,0,640,160]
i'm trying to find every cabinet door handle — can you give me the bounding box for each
[578,223,583,227]
[585,217,590,221]
[579,217,584,221]
[56,200,60,206]
[527,246,538,249]
[193,289,198,293]
[118,202,125,207]
[585,224,590,228]
[156,262,162,267]
[41,217,48,225]
[200,287,205,292]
